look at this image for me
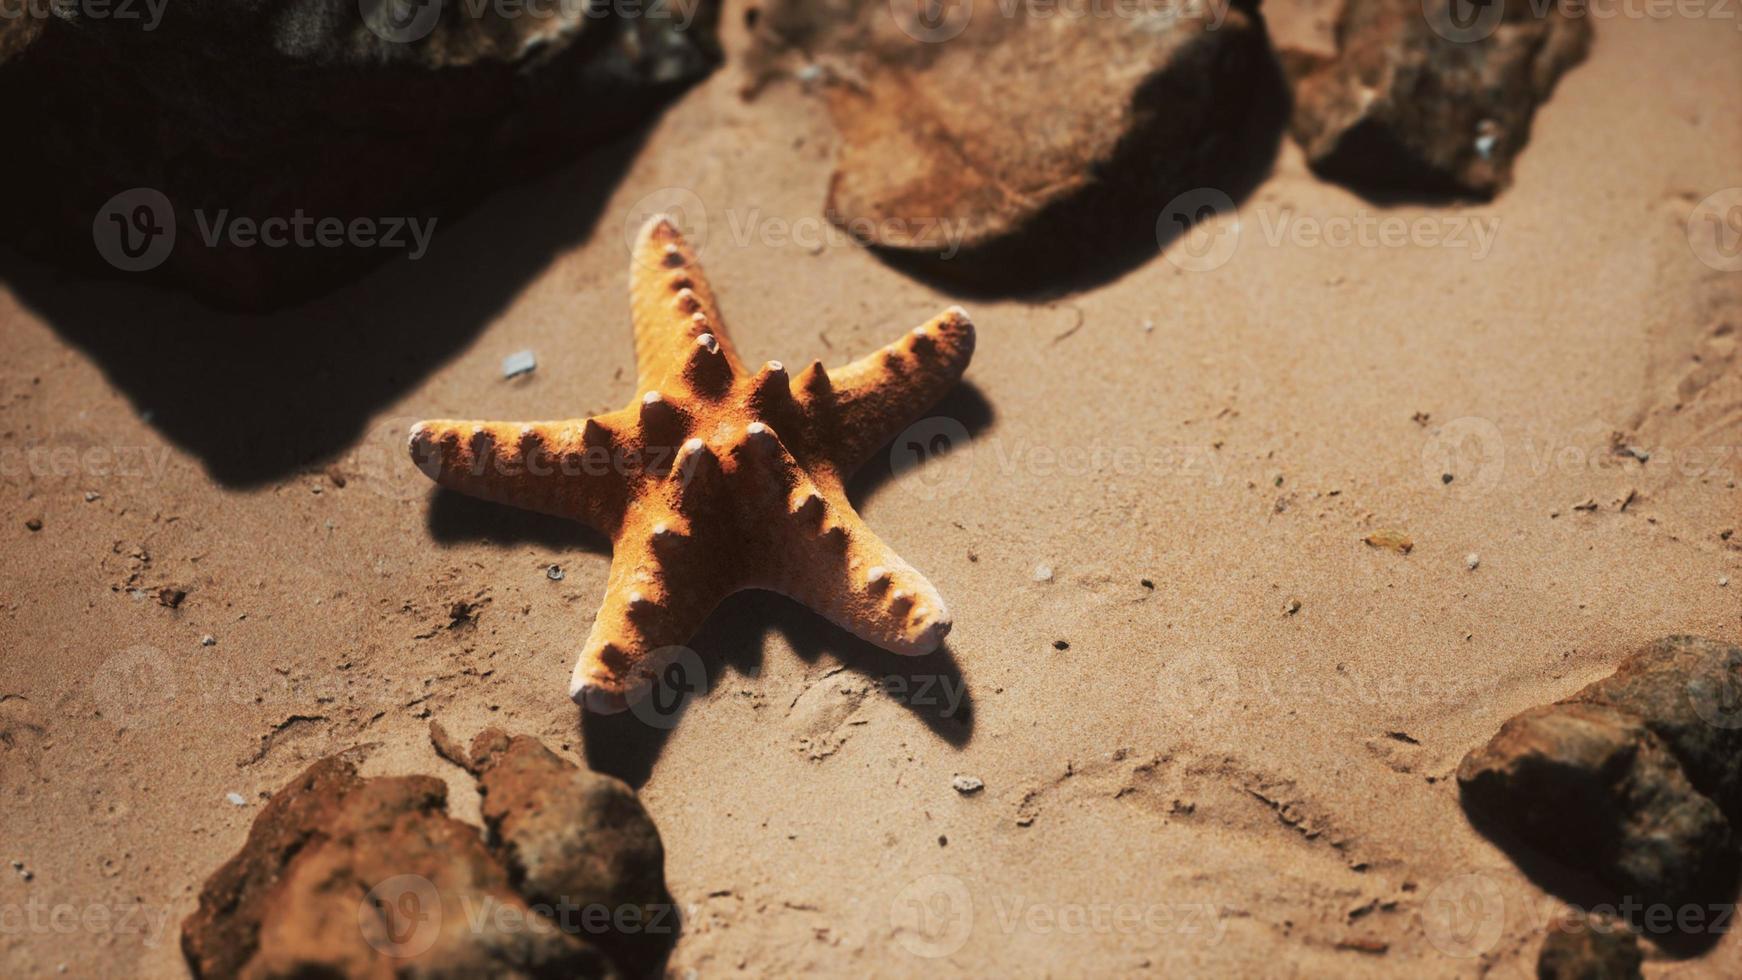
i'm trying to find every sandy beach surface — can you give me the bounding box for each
[2,6,1740,977]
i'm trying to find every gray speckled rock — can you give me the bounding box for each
[1289,0,1591,198]
[1,0,719,308]
[1537,914,1643,980]
[1458,636,1742,912]
[470,728,674,977]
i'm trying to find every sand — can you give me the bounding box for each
[2,8,1739,978]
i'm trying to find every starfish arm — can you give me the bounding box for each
[822,306,976,472]
[766,500,952,656]
[568,522,731,711]
[629,216,746,393]
[408,416,629,531]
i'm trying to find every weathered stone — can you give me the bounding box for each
[1289,0,1591,197]
[746,0,1275,288]
[1,0,719,309]
[471,728,674,976]
[1574,635,1742,818]
[1537,913,1643,980]
[182,732,670,978]
[1458,636,1742,915]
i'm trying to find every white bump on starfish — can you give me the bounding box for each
[696,333,719,354]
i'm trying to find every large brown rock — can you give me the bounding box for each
[1458,636,1742,914]
[1,0,719,309]
[182,731,673,978]
[747,0,1276,289]
[1288,0,1590,198]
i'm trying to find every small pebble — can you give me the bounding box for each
[1721,577,1730,588]
[1052,639,1069,651]
[84,491,100,502]
[201,635,216,647]
[225,792,247,806]
[1032,564,1053,583]
[1441,473,1454,484]
[1465,553,1480,571]
[1284,599,1301,616]
[502,349,537,379]
[547,564,565,581]
[1141,318,1155,333]
[25,517,42,531]
[951,775,984,795]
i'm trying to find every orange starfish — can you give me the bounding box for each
[410,216,976,712]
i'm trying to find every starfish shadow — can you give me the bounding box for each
[0,132,647,488]
[425,488,613,556]
[581,591,975,789]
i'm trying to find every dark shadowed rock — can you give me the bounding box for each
[1,0,719,309]
[182,732,671,979]
[470,728,674,976]
[745,0,1277,291]
[1537,913,1643,980]
[1574,635,1742,818]
[1458,636,1742,918]
[1288,0,1591,198]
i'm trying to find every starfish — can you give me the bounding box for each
[409,216,976,712]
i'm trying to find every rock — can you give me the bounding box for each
[745,0,1276,289]
[1458,636,1742,914]
[1537,914,1643,980]
[1574,636,1742,818]
[1288,0,1591,198]
[469,728,674,976]
[951,774,984,795]
[182,733,670,978]
[2,1,720,309]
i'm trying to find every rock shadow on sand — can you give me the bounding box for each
[0,134,646,489]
